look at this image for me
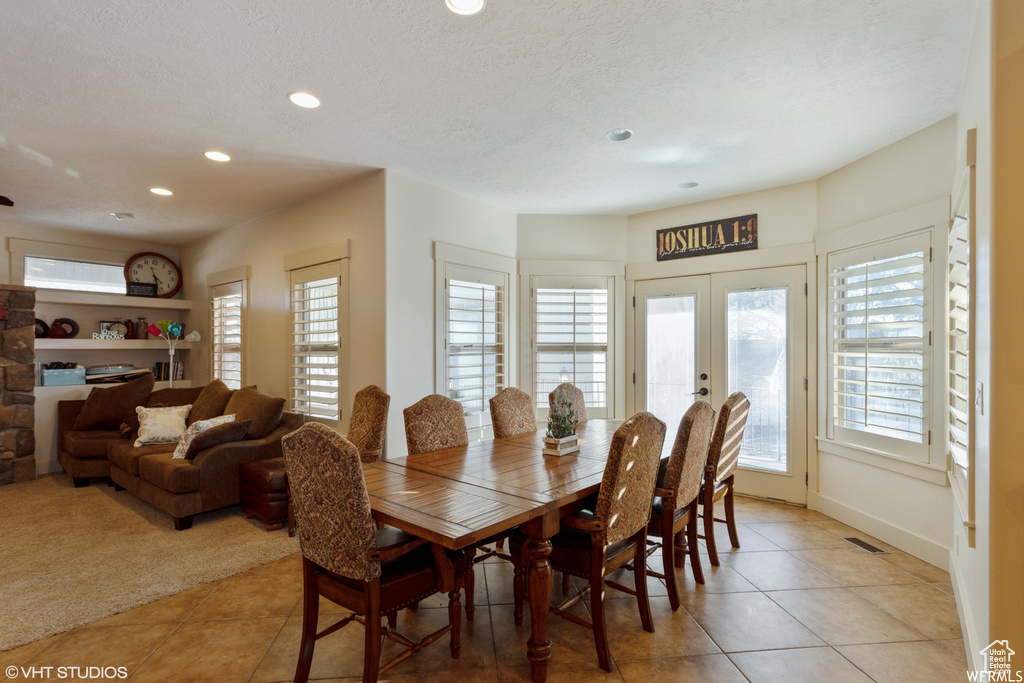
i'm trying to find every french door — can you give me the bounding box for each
[635,265,808,503]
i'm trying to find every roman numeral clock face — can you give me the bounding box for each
[124,252,182,297]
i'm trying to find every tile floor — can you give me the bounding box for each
[0,496,970,682]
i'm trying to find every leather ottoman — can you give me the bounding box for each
[239,458,293,534]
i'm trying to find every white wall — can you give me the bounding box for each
[516,214,627,261]
[384,170,517,456]
[180,171,387,436]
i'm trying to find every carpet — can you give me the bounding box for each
[0,474,299,652]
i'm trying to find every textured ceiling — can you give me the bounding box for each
[0,0,975,245]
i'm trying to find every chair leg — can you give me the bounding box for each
[294,559,319,683]
[703,483,720,567]
[448,588,462,659]
[724,477,741,549]
[687,500,705,585]
[496,537,505,551]
[663,524,681,612]
[561,572,571,595]
[634,532,654,633]
[465,547,476,621]
[386,612,397,630]
[512,557,525,626]
[590,564,612,673]
[364,581,382,683]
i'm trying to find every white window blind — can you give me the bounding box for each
[828,233,930,456]
[210,281,243,390]
[446,273,505,415]
[535,287,609,409]
[948,214,970,474]
[24,256,125,293]
[289,262,341,420]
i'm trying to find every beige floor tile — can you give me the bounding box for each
[679,592,825,653]
[936,637,968,662]
[766,588,926,645]
[17,623,177,681]
[597,596,720,660]
[671,558,759,594]
[498,661,621,682]
[791,548,922,587]
[853,584,963,641]
[603,566,668,601]
[128,617,285,683]
[726,551,840,591]
[490,598,601,667]
[879,550,951,584]
[775,506,833,522]
[808,519,892,549]
[483,561,516,605]
[251,612,367,682]
[720,523,784,553]
[741,521,852,551]
[617,653,747,682]
[186,567,302,621]
[732,497,803,522]
[729,646,874,682]
[836,641,969,682]
[386,605,496,674]
[931,582,955,596]
[87,580,222,627]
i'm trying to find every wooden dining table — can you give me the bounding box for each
[361,419,668,683]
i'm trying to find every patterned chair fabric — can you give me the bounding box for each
[707,392,750,482]
[347,384,390,463]
[403,394,468,455]
[548,383,588,423]
[282,423,380,581]
[489,387,537,438]
[661,401,717,504]
[592,411,666,544]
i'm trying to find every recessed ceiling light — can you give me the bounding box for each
[445,0,486,15]
[679,182,699,189]
[150,188,173,196]
[605,128,633,142]
[110,212,134,221]
[204,151,230,162]
[288,91,321,108]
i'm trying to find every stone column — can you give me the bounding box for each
[0,285,36,485]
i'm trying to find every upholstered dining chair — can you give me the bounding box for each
[644,401,716,610]
[347,384,391,463]
[489,387,537,438]
[283,423,468,683]
[402,394,468,456]
[510,412,667,673]
[701,391,750,567]
[548,382,587,423]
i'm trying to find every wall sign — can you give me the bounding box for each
[126,281,158,298]
[656,213,758,261]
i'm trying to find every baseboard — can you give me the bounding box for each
[811,492,949,569]
[949,549,983,672]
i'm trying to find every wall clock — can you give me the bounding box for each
[124,252,183,298]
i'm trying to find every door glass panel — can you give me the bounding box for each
[646,295,697,431]
[727,287,789,473]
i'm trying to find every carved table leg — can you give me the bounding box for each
[523,510,558,683]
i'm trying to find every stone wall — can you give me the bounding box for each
[0,285,36,485]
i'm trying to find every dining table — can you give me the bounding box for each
[361,419,670,683]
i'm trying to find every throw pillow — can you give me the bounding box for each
[186,379,235,426]
[119,414,140,440]
[182,419,252,459]
[134,404,192,447]
[172,413,237,459]
[147,386,204,408]
[223,387,285,439]
[72,373,156,431]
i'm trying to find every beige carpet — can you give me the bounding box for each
[0,474,299,652]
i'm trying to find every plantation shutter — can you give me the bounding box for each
[828,233,930,457]
[535,287,609,410]
[290,262,341,420]
[948,213,970,474]
[210,281,243,389]
[445,267,505,415]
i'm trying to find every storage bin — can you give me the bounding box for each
[41,368,87,386]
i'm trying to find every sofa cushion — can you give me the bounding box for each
[138,453,201,493]
[72,374,155,431]
[186,380,235,426]
[62,430,122,459]
[223,388,284,439]
[109,440,176,476]
[147,386,204,408]
[184,419,251,459]
[172,414,238,459]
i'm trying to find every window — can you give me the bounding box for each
[534,282,609,412]
[210,281,244,389]
[24,256,125,293]
[444,269,506,415]
[827,232,931,458]
[289,262,342,421]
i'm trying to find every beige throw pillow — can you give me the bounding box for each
[172,414,237,459]
[134,405,192,447]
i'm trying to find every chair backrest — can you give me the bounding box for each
[282,423,379,581]
[403,394,468,455]
[489,387,537,438]
[548,383,588,423]
[592,411,666,545]
[707,392,750,482]
[347,384,391,462]
[661,401,716,507]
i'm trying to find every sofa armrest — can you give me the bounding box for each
[191,422,299,510]
[57,400,87,451]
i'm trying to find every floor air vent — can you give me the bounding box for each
[844,537,887,554]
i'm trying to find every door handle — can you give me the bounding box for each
[692,388,709,396]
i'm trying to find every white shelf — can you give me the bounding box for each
[35,290,191,310]
[35,380,193,396]
[35,339,194,351]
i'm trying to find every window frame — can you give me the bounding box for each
[10,238,175,294]
[209,280,245,389]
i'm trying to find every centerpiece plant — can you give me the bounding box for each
[543,388,580,456]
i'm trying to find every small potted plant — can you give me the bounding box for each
[543,388,580,457]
